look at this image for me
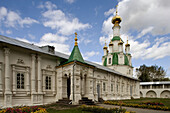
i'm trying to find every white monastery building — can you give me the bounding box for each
[0,8,140,108]
[140,81,170,98]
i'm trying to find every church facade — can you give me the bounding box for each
[0,9,140,108]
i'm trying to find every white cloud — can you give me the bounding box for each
[85,51,99,57]
[99,35,112,45]
[84,39,92,45]
[0,7,39,28]
[102,16,112,35]
[65,0,75,4]
[28,34,35,40]
[41,33,68,43]
[6,30,12,34]
[38,1,57,10]
[16,32,70,54]
[79,37,92,45]
[136,26,154,39]
[0,7,7,20]
[118,0,170,35]
[41,2,91,36]
[104,8,115,16]
[122,34,170,60]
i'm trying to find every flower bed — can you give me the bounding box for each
[104,101,170,111]
[142,102,164,106]
[80,105,136,113]
[0,106,47,113]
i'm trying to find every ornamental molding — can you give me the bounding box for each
[46,65,52,70]
[17,59,24,65]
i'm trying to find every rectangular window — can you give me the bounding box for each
[17,73,24,89]
[103,82,105,91]
[46,76,51,90]
[111,84,113,91]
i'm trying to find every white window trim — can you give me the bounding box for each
[42,69,56,95]
[11,64,30,94]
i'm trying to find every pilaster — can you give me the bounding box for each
[4,48,12,107]
[26,67,30,94]
[37,56,42,93]
[31,54,37,105]
[31,54,36,93]
[12,65,16,94]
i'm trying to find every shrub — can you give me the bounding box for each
[0,106,47,113]
[104,101,170,111]
[80,104,134,113]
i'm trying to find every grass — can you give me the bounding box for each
[112,98,170,107]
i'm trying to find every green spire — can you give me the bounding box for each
[67,32,84,63]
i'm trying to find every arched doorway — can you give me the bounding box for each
[146,90,157,98]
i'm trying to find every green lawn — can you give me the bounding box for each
[113,98,170,107]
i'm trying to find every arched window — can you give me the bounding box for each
[109,58,111,64]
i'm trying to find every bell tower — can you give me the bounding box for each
[102,5,133,77]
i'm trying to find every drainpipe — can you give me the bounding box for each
[72,61,76,103]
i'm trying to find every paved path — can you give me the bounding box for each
[98,104,170,113]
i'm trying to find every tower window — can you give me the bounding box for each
[17,73,24,89]
[46,76,51,90]
[129,70,131,74]
[109,58,111,64]
[103,82,106,91]
[111,84,113,91]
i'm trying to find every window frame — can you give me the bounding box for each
[16,72,25,90]
[45,75,52,90]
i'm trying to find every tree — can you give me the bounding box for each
[136,64,166,82]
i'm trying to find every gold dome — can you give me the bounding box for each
[118,38,123,45]
[112,5,122,24]
[109,40,113,46]
[103,41,108,49]
[112,15,122,24]
[125,37,130,47]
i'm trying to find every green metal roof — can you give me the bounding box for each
[103,52,130,66]
[103,57,107,66]
[124,54,129,65]
[68,46,84,63]
[112,36,124,42]
[112,53,118,65]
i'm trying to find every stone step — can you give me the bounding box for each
[79,97,95,105]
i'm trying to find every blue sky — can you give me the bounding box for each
[0,0,170,77]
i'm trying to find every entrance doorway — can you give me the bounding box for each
[67,76,71,99]
[97,84,100,99]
